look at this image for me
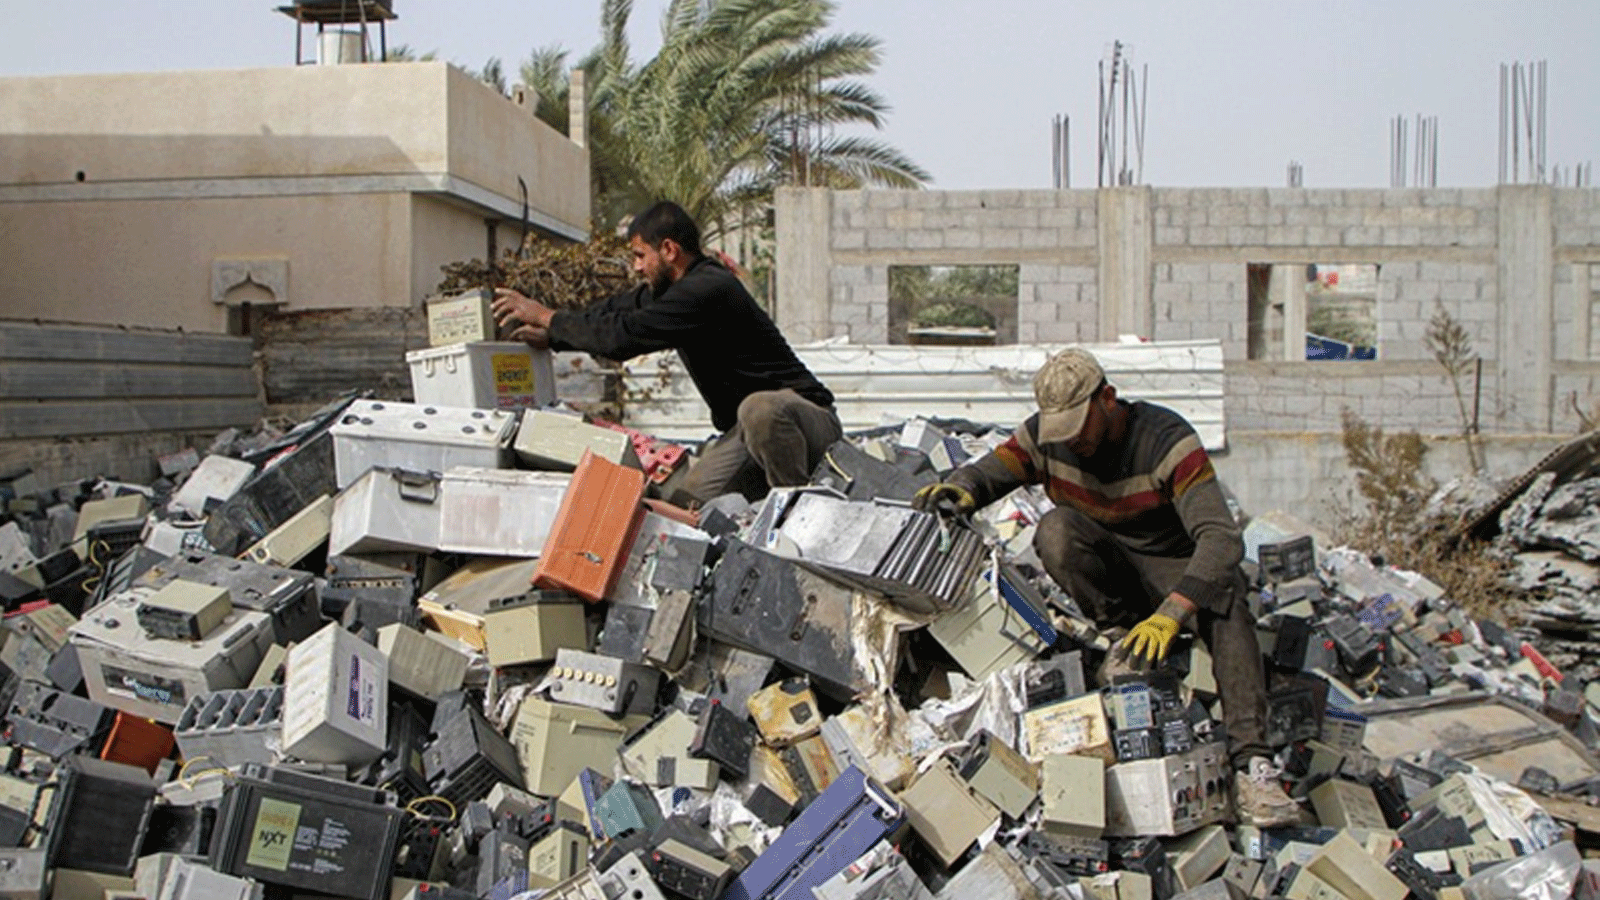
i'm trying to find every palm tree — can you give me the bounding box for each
[519,0,928,239]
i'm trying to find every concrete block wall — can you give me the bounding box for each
[776,184,1600,441]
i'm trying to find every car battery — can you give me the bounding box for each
[599,590,694,671]
[321,553,419,618]
[700,538,866,701]
[148,855,262,900]
[690,698,756,778]
[514,409,642,472]
[1039,752,1106,840]
[808,439,936,504]
[744,753,799,827]
[70,588,275,724]
[1264,682,1324,748]
[0,848,46,900]
[511,697,645,797]
[133,551,321,646]
[1320,706,1368,754]
[45,756,156,875]
[900,759,1000,867]
[143,519,214,558]
[479,591,585,669]
[422,703,524,807]
[426,288,496,345]
[546,648,659,716]
[1104,742,1231,837]
[172,686,284,769]
[1021,832,1110,878]
[167,454,255,518]
[573,767,615,837]
[650,838,732,900]
[377,625,469,703]
[957,729,1040,820]
[1108,836,1180,900]
[4,680,113,758]
[1378,666,1430,699]
[527,824,591,889]
[594,779,663,840]
[472,830,530,899]
[329,399,515,489]
[928,558,1052,682]
[1309,778,1388,831]
[598,851,669,900]
[1322,614,1381,675]
[203,430,338,557]
[610,512,708,605]
[1113,727,1163,762]
[747,678,821,748]
[281,622,388,764]
[328,467,443,556]
[208,764,402,900]
[407,341,555,411]
[721,765,904,900]
[135,580,231,642]
[1256,534,1316,583]
[820,706,915,792]
[1022,692,1114,764]
[98,710,175,775]
[142,802,221,860]
[70,493,149,553]
[1106,681,1157,731]
[534,451,646,603]
[436,467,571,557]
[241,494,333,568]
[1025,652,1086,709]
[619,708,711,788]
[781,734,841,804]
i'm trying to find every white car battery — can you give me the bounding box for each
[1104,742,1231,837]
[436,467,571,557]
[69,586,275,724]
[426,289,497,346]
[328,399,516,489]
[406,341,556,412]
[513,410,641,472]
[167,455,255,518]
[329,467,443,557]
[281,622,389,764]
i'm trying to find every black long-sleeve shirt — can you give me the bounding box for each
[546,256,832,431]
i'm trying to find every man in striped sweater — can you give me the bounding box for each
[914,347,1299,827]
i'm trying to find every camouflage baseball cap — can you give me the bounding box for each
[1033,348,1106,442]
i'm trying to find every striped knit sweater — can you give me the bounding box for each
[949,399,1244,611]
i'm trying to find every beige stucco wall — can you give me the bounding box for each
[0,62,589,331]
[0,193,413,330]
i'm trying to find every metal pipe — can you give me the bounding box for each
[1499,64,1507,184]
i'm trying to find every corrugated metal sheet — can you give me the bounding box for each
[617,340,1227,450]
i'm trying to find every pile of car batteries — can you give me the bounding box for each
[0,403,1591,900]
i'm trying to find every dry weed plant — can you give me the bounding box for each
[1332,408,1519,623]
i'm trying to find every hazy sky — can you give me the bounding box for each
[5,1,1595,190]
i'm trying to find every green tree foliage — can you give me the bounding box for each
[518,0,930,238]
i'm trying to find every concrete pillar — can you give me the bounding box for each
[1096,186,1153,340]
[1495,185,1554,430]
[773,186,833,343]
[1272,264,1305,361]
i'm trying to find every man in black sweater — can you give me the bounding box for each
[491,201,840,505]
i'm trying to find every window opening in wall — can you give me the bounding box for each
[888,264,1019,346]
[1246,262,1379,361]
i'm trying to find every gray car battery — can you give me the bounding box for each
[690,698,756,778]
[1104,742,1231,837]
[173,686,284,769]
[811,845,933,900]
[329,467,444,556]
[484,591,587,668]
[958,728,1041,819]
[545,648,659,716]
[4,681,113,759]
[133,551,321,645]
[329,399,516,489]
[808,438,938,503]
[759,491,988,615]
[0,849,46,900]
[700,538,867,701]
[320,553,420,620]
[70,586,275,724]
[618,708,717,789]
[135,580,232,642]
[649,838,732,900]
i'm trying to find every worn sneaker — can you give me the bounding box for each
[1234,756,1300,827]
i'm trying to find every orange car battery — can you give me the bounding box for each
[532,450,645,603]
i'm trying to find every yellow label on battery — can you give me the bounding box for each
[492,353,534,398]
[246,797,301,871]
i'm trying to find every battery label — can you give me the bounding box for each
[492,353,534,403]
[345,654,379,727]
[247,797,301,871]
[101,664,186,708]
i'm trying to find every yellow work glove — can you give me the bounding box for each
[911,482,976,517]
[1121,595,1196,666]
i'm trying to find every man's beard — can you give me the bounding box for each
[649,269,672,296]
